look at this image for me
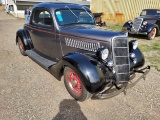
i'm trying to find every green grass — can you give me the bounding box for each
[151,65,160,72]
[147,56,160,72]
[139,42,160,72]
[152,43,160,50]
[139,42,160,52]
[139,44,152,52]
[107,24,122,31]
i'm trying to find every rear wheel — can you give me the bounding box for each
[64,67,92,101]
[147,27,157,40]
[18,36,26,56]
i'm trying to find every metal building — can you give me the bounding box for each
[91,0,160,24]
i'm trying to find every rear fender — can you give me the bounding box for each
[49,53,107,93]
[16,29,33,49]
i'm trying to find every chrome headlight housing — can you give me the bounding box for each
[97,48,109,61]
[142,21,147,26]
[132,41,138,50]
[129,40,138,50]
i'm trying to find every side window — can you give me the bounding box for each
[33,9,53,26]
[140,11,146,16]
[78,12,94,23]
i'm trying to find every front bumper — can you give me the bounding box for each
[122,27,148,35]
[128,30,148,35]
[92,66,150,99]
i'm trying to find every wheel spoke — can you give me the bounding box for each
[66,70,82,95]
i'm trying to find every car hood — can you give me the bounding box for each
[59,24,127,42]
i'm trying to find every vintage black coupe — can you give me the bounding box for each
[123,9,160,40]
[16,2,150,101]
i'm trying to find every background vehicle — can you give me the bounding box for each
[16,2,150,101]
[93,12,106,27]
[123,9,160,40]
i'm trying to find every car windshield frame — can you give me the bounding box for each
[140,9,160,16]
[55,8,95,26]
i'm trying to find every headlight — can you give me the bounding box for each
[97,48,109,61]
[130,53,136,59]
[132,41,138,50]
[129,40,138,50]
[101,49,109,60]
[142,21,147,25]
[128,20,132,24]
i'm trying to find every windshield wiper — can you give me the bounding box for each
[82,6,93,19]
[65,6,78,18]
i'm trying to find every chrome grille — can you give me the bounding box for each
[112,37,130,82]
[65,37,100,52]
[131,17,143,32]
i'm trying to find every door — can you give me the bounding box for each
[28,8,59,60]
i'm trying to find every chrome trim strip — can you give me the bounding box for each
[65,37,100,52]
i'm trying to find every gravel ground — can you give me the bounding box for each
[0,9,160,120]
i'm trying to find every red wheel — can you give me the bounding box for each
[147,28,157,40]
[64,67,92,101]
[18,36,26,56]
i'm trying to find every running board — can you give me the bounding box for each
[25,50,56,70]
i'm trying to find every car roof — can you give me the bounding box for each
[32,2,90,11]
[142,9,160,11]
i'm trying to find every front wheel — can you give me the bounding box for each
[64,67,92,101]
[147,27,157,40]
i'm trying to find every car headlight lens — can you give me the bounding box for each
[97,48,109,61]
[129,40,138,50]
[132,41,138,50]
[142,21,147,25]
[101,48,109,60]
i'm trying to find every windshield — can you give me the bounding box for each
[55,9,95,26]
[140,9,160,16]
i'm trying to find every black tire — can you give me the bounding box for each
[17,36,26,56]
[64,67,92,101]
[147,27,157,40]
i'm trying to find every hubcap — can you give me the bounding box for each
[18,37,25,52]
[151,28,156,39]
[66,70,82,95]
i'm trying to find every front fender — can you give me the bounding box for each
[49,53,107,93]
[123,22,131,31]
[146,24,159,34]
[130,48,145,70]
